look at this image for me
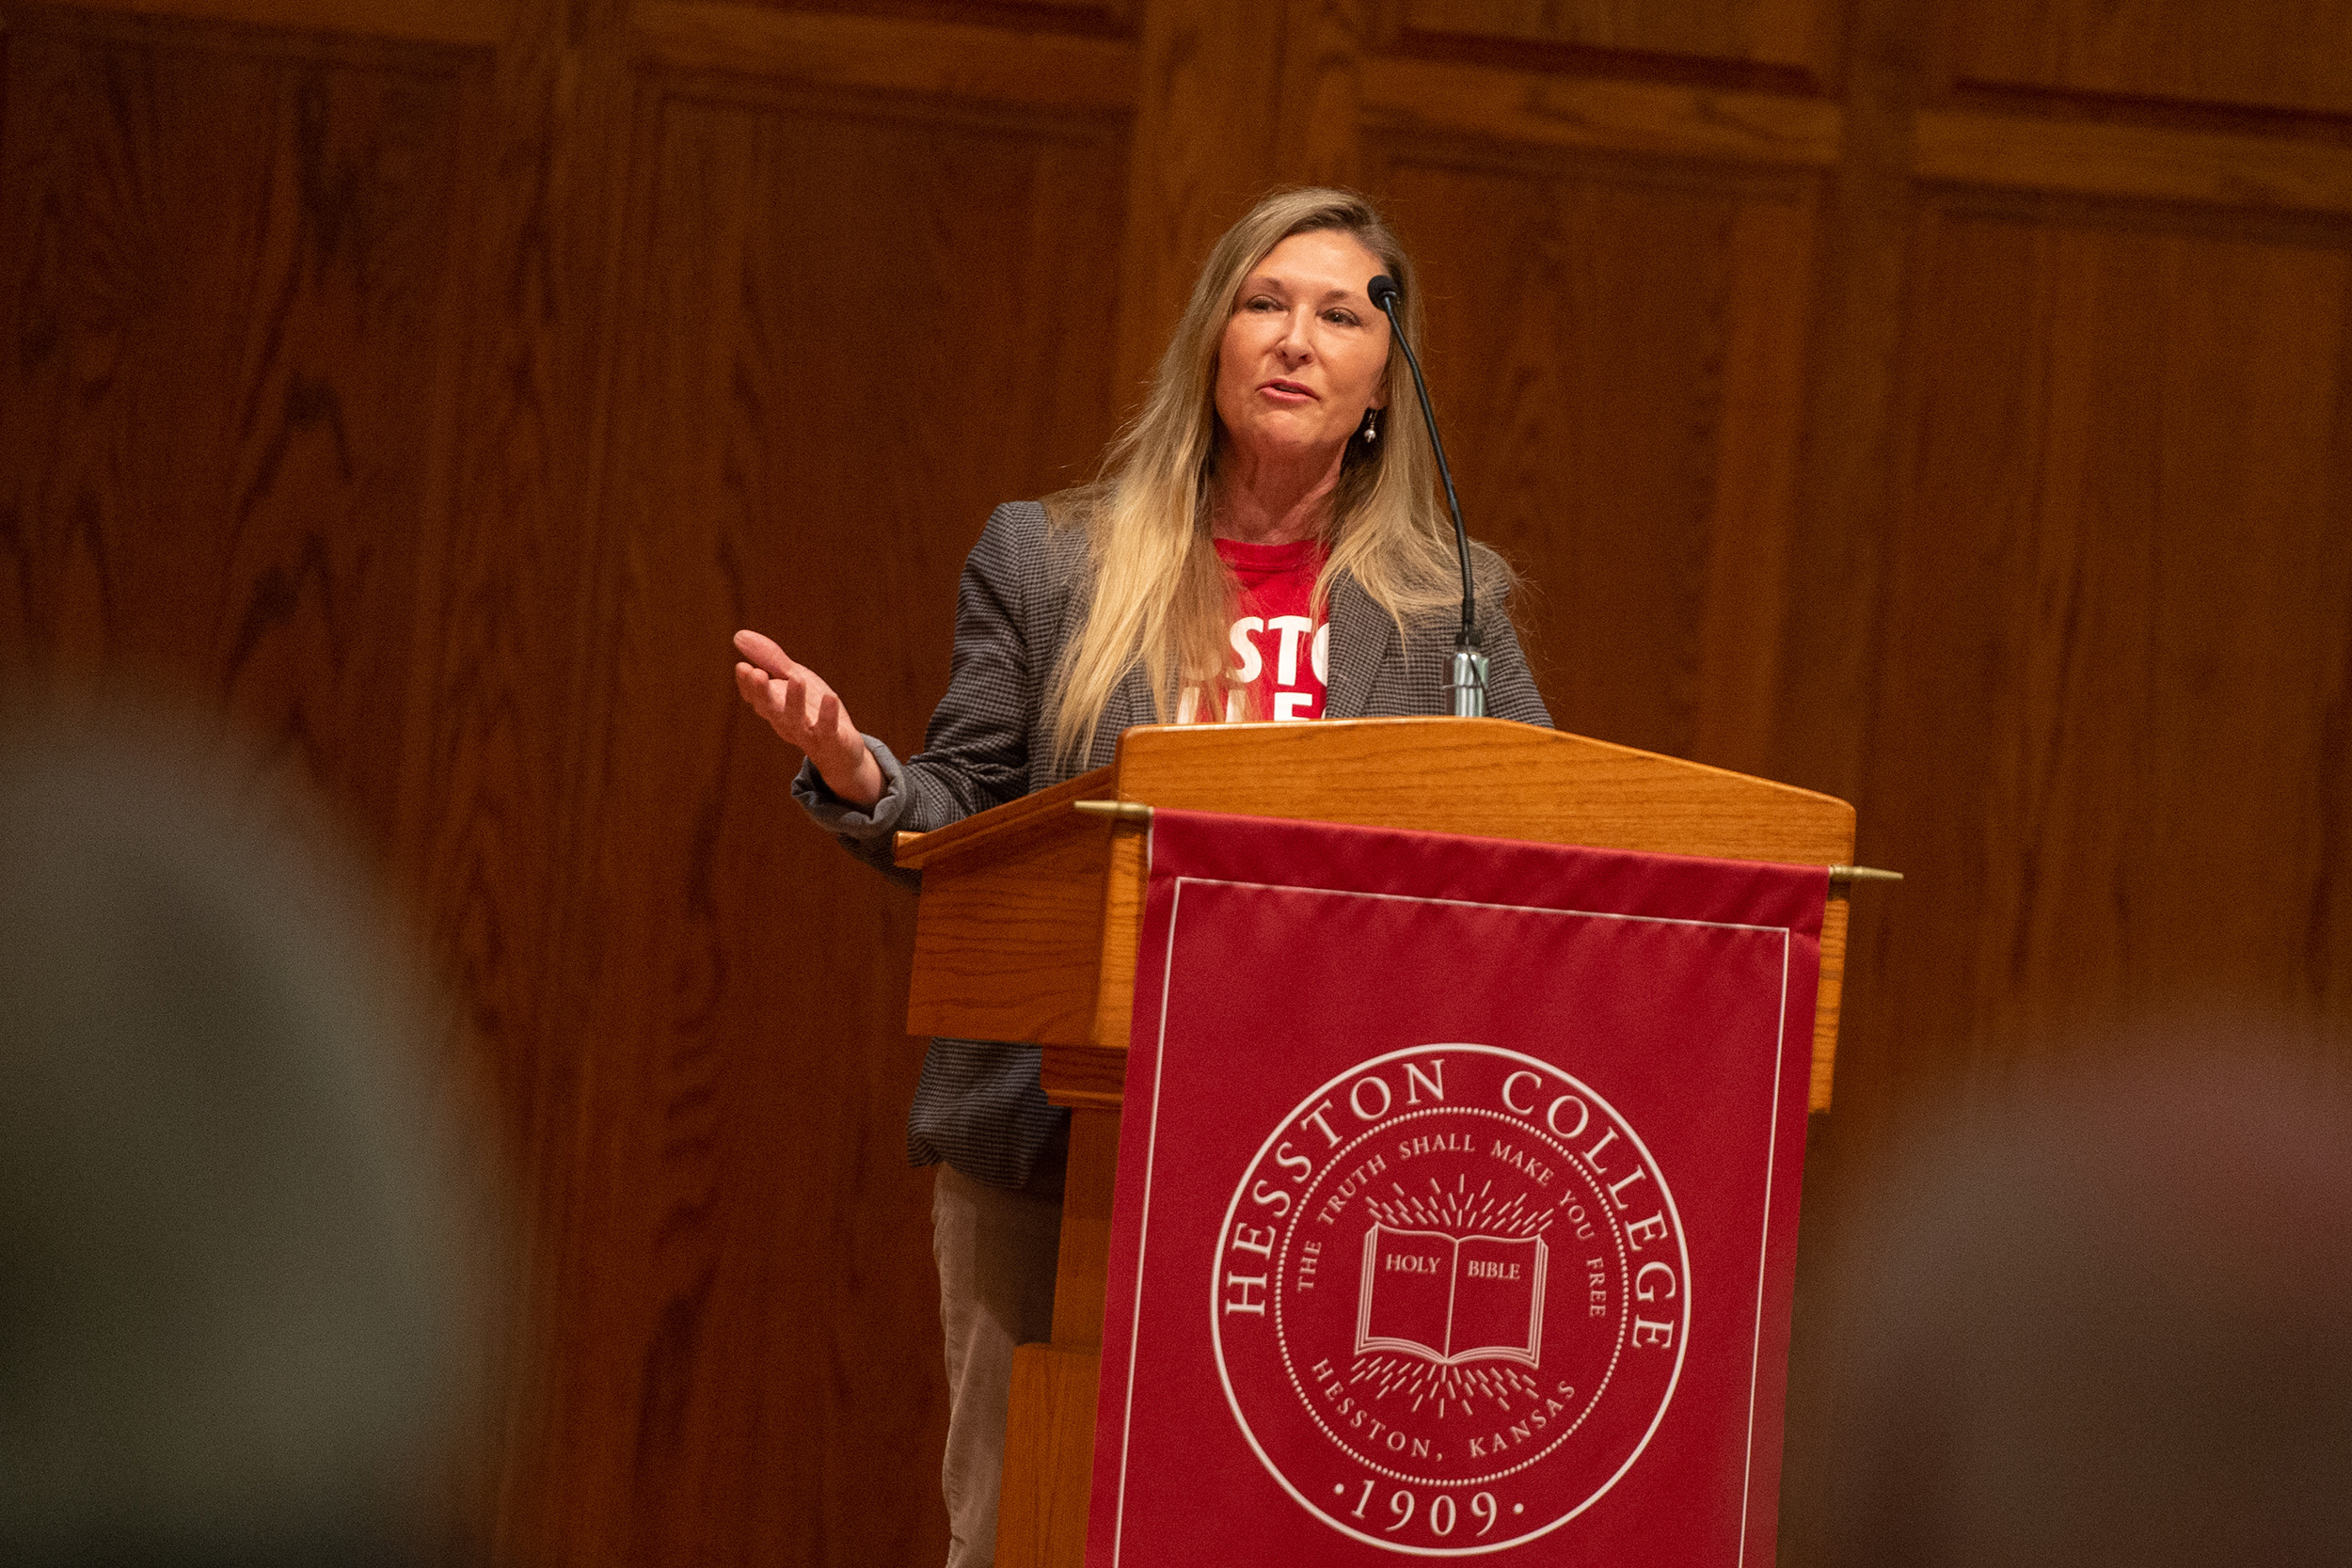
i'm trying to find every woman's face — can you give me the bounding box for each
[1213,230,1391,467]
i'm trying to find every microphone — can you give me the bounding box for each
[1367,274,1487,718]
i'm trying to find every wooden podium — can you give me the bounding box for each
[891,718,1858,1568]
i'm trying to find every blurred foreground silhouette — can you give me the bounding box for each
[1818,1036,2352,1568]
[0,706,498,1568]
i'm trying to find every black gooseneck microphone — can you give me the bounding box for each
[1366,273,1487,718]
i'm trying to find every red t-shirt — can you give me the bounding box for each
[1184,536,1327,723]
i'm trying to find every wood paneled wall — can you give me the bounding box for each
[4,0,2349,1560]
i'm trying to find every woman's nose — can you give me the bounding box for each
[1278,309,1313,361]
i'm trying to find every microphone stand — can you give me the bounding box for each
[1367,275,1486,718]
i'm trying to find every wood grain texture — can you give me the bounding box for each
[1085,821,1148,1052]
[1692,189,1817,778]
[1400,0,1836,80]
[383,13,646,1558]
[0,15,548,1554]
[1110,0,1286,403]
[11,0,516,44]
[1114,718,1855,860]
[903,785,1118,1044]
[1370,154,1824,769]
[1849,199,2352,1133]
[994,1345,1101,1568]
[1037,1039,1129,1108]
[1810,891,1847,1109]
[1762,0,1920,818]
[1362,56,1842,167]
[1047,1107,1120,1347]
[632,2,1137,113]
[0,13,468,837]
[1916,108,2352,215]
[521,72,1128,1567]
[734,0,1128,28]
[1275,0,1367,188]
[1945,0,2352,117]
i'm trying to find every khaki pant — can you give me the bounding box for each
[931,1163,1062,1568]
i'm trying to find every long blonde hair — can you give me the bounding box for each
[1048,187,1475,765]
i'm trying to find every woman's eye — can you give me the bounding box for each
[1326,309,1359,326]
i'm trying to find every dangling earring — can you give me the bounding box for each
[1360,407,1380,443]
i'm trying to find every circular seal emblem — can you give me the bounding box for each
[1211,1044,1690,1554]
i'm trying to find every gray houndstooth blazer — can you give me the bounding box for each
[794,486,1552,1188]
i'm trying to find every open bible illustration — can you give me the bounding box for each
[1355,1224,1550,1368]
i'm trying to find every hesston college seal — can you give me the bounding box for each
[1212,1044,1690,1555]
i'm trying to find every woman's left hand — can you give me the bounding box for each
[732,628,885,809]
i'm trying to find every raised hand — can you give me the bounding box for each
[732,628,885,810]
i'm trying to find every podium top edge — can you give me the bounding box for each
[895,720,1860,872]
[1116,718,1854,811]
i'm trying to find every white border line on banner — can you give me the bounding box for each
[1111,871,1184,1565]
[1735,937,1793,1568]
[1157,877,1798,935]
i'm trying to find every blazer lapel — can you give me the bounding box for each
[1322,570,1391,719]
[1087,662,1155,771]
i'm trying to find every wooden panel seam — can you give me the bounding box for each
[632,1,1138,116]
[1915,108,2352,216]
[1361,56,1843,167]
[7,0,515,45]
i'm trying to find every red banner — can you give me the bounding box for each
[1086,810,1826,1565]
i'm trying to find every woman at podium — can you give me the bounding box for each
[732,185,1550,1566]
